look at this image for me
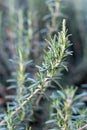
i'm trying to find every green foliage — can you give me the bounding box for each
[0,1,87,130]
[0,17,72,129]
[46,87,87,130]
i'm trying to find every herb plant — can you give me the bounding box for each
[0,1,87,130]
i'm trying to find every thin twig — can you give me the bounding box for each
[78,124,87,130]
[0,88,40,126]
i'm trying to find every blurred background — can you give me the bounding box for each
[0,0,87,121]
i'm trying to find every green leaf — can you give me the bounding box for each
[57,90,65,99]
[45,119,57,124]
[74,92,87,102]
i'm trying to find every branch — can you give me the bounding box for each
[78,124,87,130]
[0,88,40,126]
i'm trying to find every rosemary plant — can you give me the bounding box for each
[0,19,73,130]
[0,1,87,130]
[45,87,87,130]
